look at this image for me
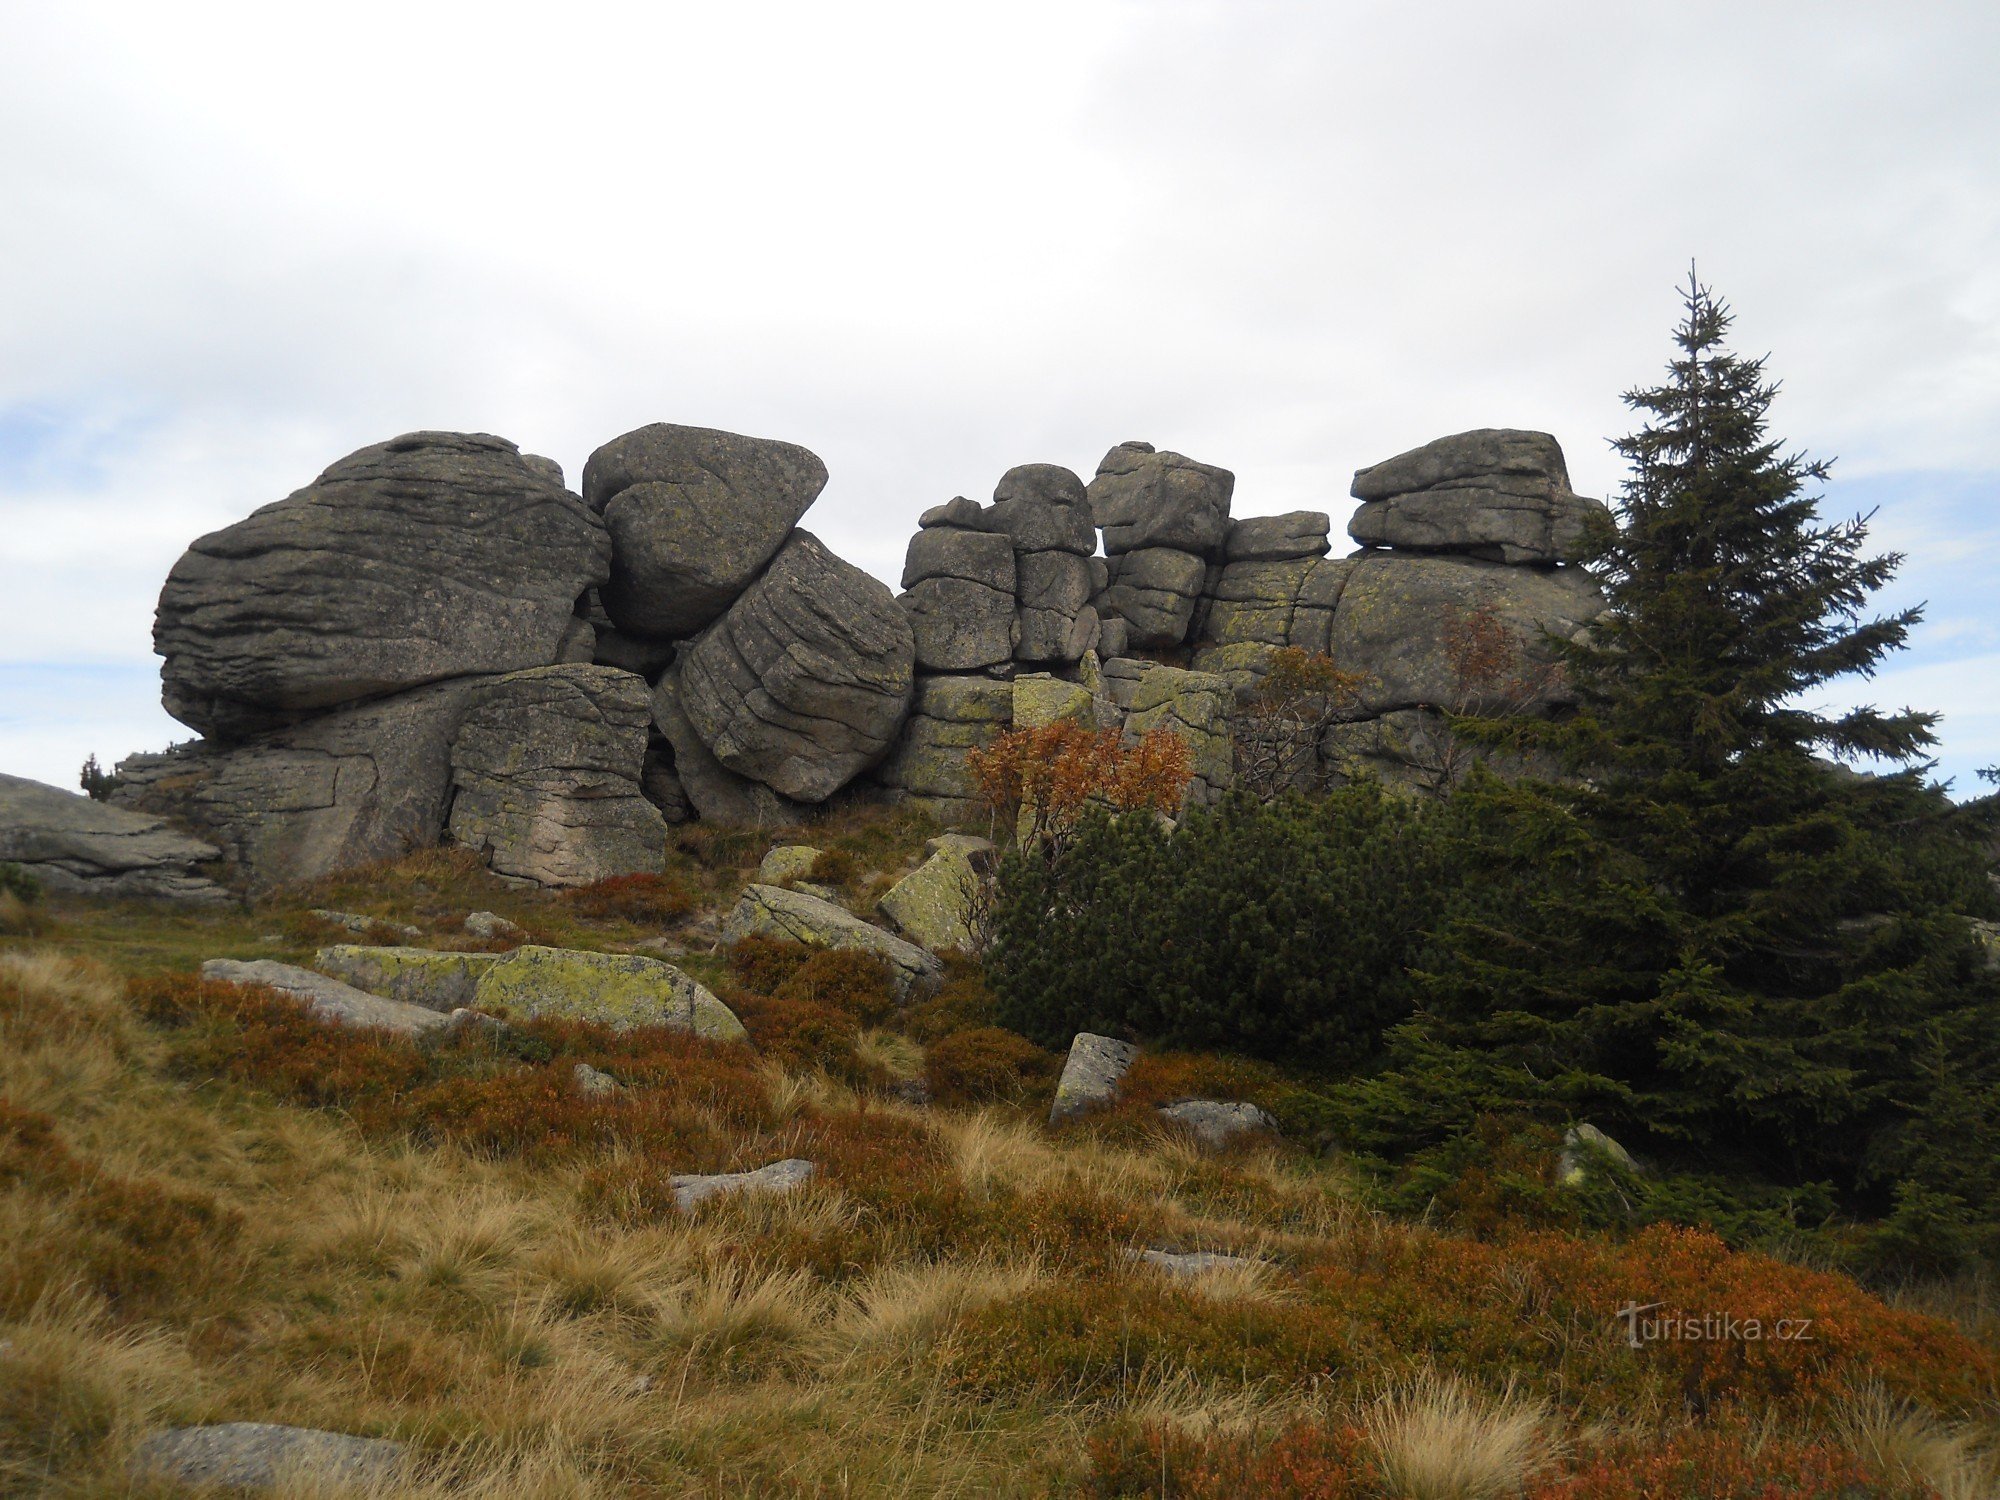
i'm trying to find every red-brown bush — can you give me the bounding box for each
[923,1027,1057,1106]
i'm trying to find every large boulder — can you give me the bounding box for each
[875,840,986,953]
[1348,428,1610,565]
[722,884,943,998]
[581,423,827,639]
[650,671,803,825]
[680,531,916,802]
[446,665,666,887]
[1098,547,1208,649]
[471,945,747,1038]
[870,675,1014,819]
[0,773,229,903]
[900,527,1018,672]
[1087,441,1234,558]
[156,432,610,740]
[312,945,500,1011]
[1326,554,1603,716]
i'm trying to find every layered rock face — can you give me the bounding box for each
[1348,428,1609,565]
[0,773,229,903]
[156,432,609,740]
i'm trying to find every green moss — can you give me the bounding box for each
[473,946,747,1041]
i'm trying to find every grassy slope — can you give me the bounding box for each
[0,813,1996,1498]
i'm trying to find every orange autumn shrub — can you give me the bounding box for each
[967,721,1193,849]
[1530,1427,1931,1500]
[725,934,815,995]
[1084,1420,1378,1499]
[560,871,696,923]
[773,948,898,1026]
[922,1026,1058,1106]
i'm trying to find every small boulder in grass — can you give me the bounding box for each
[464,910,525,943]
[756,844,824,885]
[670,1158,815,1212]
[573,1062,621,1097]
[1129,1247,1262,1277]
[1157,1099,1278,1150]
[130,1422,407,1490]
[1049,1033,1139,1123]
[200,959,450,1039]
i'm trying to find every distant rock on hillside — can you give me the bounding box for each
[0,772,230,903]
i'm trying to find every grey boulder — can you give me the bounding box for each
[130,1423,407,1491]
[1098,547,1208,649]
[1225,512,1332,563]
[680,531,915,802]
[1049,1032,1139,1123]
[200,959,451,1038]
[869,674,1014,818]
[156,431,610,739]
[1088,441,1234,558]
[1157,1099,1278,1149]
[0,773,228,903]
[722,883,943,998]
[582,423,827,639]
[1348,428,1610,565]
[670,1158,815,1213]
[650,670,805,826]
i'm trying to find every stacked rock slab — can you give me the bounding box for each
[155,432,609,740]
[678,530,915,802]
[869,673,1014,821]
[1348,427,1608,565]
[989,464,1100,665]
[900,504,1018,672]
[1089,442,1234,651]
[0,773,230,903]
[1189,513,1346,694]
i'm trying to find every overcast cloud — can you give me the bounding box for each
[3,1,1996,792]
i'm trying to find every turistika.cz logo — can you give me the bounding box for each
[1613,1302,1815,1350]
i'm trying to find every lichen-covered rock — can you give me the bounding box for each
[1015,550,1096,662]
[1348,428,1610,565]
[0,773,229,903]
[870,675,1014,818]
[157,431,610,739]
[130,1422,408,1491]
[650,670,804,825]
[1098,659,1234,803]
[312,945,501,1011]
[757,845,824,885]
[680,531,915,802]
[1558,1123,1639,1186]
[1225,512,1331,563]
[987,464,1097,554]
[446,665,666,887]
[875,842,983,953]
[1098,547,1207,648]
[201,959,451,1037]
[112,678,486,893]
[1157,1099,1278,1149]
[1087,441,1234,558]
[1050,1032,1138,1122]
[670,1158,815,1212]
[1012,673,1094,729]
[471,945,747,1039]
[901,576,1019,671]
[722,884,943,997]
[1326,554,1603,716]
[582,423,827,639]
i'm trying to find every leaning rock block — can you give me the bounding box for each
[201,959,450,1038]
[1157,1099,1278,1150]
[671,1158,816,1213]
[313,945,500,1011]
[681,531,916,802]
[722,884,944,998]
[1348,428,1610,565]
[987,464,1098,554]
[651,671,804,826]
[1049,1032,1139,1123]
[1098,547,1207,648]
[1088,441,1234,558]
[472,946,747,1039]
[0,773,229,903]
[583,422,827,639]
[130,1422,408,1492]
[157,431,610,739]
[876,841,984,953]
[446,665,666,888]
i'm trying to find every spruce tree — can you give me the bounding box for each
[1349,272,2000,1237]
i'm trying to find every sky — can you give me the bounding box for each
[2,1,1996,795]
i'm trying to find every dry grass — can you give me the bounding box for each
[1363,1374,1556,1500]
[1838,1386,2000,1500]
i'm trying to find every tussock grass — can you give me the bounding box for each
[1363,1374,1555,1499]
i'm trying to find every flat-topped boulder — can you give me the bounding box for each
[313,945,499,1010]
[1348,428,1610,565]
[722,884,943,998]
[680,531,916,802]
[671,1158,815,1212]
[1224,512,1332,563]
[477,946,745,1038]
[0,773,229,903]
[156,431,609,739]
[1088,441,1234,558]
[582,422,827,639]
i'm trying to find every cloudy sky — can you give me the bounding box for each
[3,2,1996,793]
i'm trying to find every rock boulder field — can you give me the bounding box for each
[3,417,1612,900]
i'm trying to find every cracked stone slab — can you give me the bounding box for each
[670,1158,816,1212]
[200,959,450,1038]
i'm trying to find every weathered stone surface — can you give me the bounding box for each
[1327,554,1603,715]
[201,959,450,1037]
[1088,442,1234,558]
[130,1422,407,1491]
[309,909,422,940]
[157,431,610,739]
[870,675,1013,816]
[1012,673,1094,729]
[919,495,986,530]
[1225,512,1332,563]
[757,845,824,885]
[472,945,747,1038]
[651,670,805,825]
[925,832,995,864]
[670,1158,815,1213]
[988,465,1097,554]
[573,1062,621,1096]
[1015,550,1096,662]
[583,423,827,639]
[1158,1099,1278,1150]
[1558,1123,1639,1186]
[1349,429,1609,565]
[112,678,484,893]
[1130,1248,1261,1277]
[1050,1032,1139,1123]
[464,910,524,942]
[1096,616,1131,660]
[876,842,982,953]
[901,576,1019,671]
[1099,548,1207,648]
[0,773,228,903]
[1098,659,1234,803]
[592,626,680,680]
[722,884,943,997]
[681,531,916,801]
[902,528,1016,591]
[447,665,665,888]
[313,945,500,1011]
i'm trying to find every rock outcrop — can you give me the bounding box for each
[680,531,916,802]
[900,523,1018,671]
[582,423,827,639]
[0,773,229,903]
[869,674,1012,820]
[156,432,609,739]
[1348,428,1610,565]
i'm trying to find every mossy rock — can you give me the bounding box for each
[876,845,980,953]
[473,945,747,1040]
[315,945,502,1011]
